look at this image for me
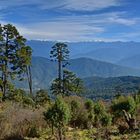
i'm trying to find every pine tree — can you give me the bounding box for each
[50,43,69,95]
[0,24,32,99]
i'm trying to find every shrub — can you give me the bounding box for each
[34,90,50,107]
[44,96,71,140]
[111,95,136,117]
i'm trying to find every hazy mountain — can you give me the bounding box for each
[17,56,140,90]
[72,42,140,63]
[67,57,140,78]
[27,40,140,64]
[117,54,140,69]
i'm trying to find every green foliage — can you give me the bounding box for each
[22,95,35,107]
[63,69,84,96]
[34,89,50,106]
[0,91,2,100]
[94,101,106,117]
[0,24,32,99]
[44,96,71,139]
[50,43,69,95]
[83,76,140,100]
[70,100,80,113]
[51,70,84,96]
[100,113,112,127]
[111,95,136,117]
[85,99,94,111]
[67,97,93,129]
[50,78,61,95]
[84,99,95,128]
[93,101,112,127]
[70,99,82,127]
[44,96,71,128]
[8,89,25,102]
[7,88,34,107]
[50,43,69,62]
[134,91,140,105]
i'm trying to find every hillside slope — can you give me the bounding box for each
[83,76,140,99]
[117,54,140,69]
[16,57,140,90]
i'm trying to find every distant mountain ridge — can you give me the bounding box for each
[27,40,140,65]
[117,54,140,69]
[17,56,140,90]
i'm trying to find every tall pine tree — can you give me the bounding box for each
[0,24,32,99]
[50,43,69,95]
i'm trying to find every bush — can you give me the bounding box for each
[7,89,35,107]
[100,113,112,127]
[111,95,136,117]
[85,99,94,111]
[34,89,50,107]
[7,89,25,102]
[44,96,71,140]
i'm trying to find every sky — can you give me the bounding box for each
[0,0,140,42]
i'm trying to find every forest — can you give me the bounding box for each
[0,24,140,140]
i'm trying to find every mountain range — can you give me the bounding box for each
[16,40,140,99]
[27,40,140,66]
[117,54,140,69]
[17,56,140,91]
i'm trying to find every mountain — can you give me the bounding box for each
[67,57,140,78]
[72,42,140,63]
[27,40,104,58]
[117,54,140,69]
[83,76,140,100]
[17,56,140,90]
[27,40,140,64]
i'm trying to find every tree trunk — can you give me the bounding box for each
[51,123,54,135]
[58,128,63,140]
[28,66,33,96]
[26,66,33,97]
[123,110,137,130]
[3,72,7,100]
[3,55,8,100]
[3,34,9,100]
[58,59,62,94]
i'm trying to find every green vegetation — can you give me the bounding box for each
[1,93,140,140]
[0,24,32,100]
[83,76,140,99]
[50,42,70,95]
[1,23,140,140]
[50,43,83,97]
[44,96,71,140]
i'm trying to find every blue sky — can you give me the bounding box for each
[0,0,140,42]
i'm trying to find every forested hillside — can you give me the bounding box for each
[83,76,140,99]
[16,57,140,94]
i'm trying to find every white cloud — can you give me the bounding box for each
[12,13,136,41]
[1,11,138,42]
[108,16,137,26]
[51,12,138,26]
[0,0,120,11]
[15,20,104,41]
[0,0,41,9]
[61,0,120,11]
